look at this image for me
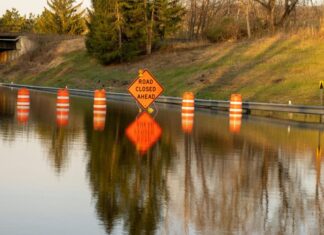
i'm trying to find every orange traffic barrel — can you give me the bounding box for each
[229,94,242,133]
[93,89,106,131]
[56,88,69,127]
[182,92,195,133]
[16,88,30,124]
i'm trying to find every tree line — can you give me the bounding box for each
[0,0,322,64]
[0,1,85,35]
[187,0,323,41]
[86,0,185,63]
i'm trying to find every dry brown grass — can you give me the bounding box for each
[1,32,324,105]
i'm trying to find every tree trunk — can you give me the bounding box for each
[269,6,276,31]
[145,0,155,55]
[246,0,251,38]
[197,0,210,38]
[189,0,197,39]
[115,1,122,50]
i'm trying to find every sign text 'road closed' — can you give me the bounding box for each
[128,69,164,109]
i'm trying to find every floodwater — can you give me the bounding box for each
[0,87,323,235]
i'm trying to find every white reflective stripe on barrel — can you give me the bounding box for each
[181,113,194,117]
[17,106,30,110]
[56,108,69,112]
[94,110,106,115]
[94,117,106,122]
[93,105,106,109]
[182,99,194,103]
[182,106,195,111]
[17,102,30,106]
[94,98,106,101]
[230,101,242,105]
[57,114,69,120]
[229,113,242,118]
[17,113,29,117]
[18,95,30,99]
[229,108,242,113]
[57,96,69,100]
[57,103,70,107]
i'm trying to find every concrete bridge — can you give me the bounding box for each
[0,34,35,64]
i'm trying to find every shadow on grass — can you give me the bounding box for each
[196,36,303,99]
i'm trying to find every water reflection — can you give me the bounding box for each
[93,89,107,131]
[16,88,30,124]
[84,107,174,234]
[181,92,195,134]
[229,113,242,133]
[56,88,70,127]
[125,111,162,155]
[93,111,106,131]
[0,87,323,234]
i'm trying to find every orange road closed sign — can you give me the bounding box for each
[126,112,162,155]
[128,69,164,109]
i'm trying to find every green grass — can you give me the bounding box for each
[3,33,324,105]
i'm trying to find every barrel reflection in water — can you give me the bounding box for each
[93,89,107,131]
[1,86,324,235]
[182,92,195,133]
[126,111,162,155]
[56,88,69,127]
[229,94,242,133]
[16,88,30,124]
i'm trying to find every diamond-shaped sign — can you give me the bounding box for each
[128,69,164,109]
[126,112,162,155]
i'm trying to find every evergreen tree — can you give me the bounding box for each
[24,14,37,32]
[35,0,86,35]
[86,0,184,64]
[87,0,145,64]
[86,0,123,63]
[154,0,184,40]
[0,8,26,32]
[34,9,53,33]
[121,0,146,56]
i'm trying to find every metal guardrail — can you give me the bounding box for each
[2,83,324,115]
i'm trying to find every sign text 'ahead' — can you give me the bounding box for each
[128,69,164,109]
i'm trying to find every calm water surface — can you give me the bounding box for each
[0,87,323,235]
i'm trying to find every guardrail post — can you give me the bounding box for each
[320,81,323,123]
[288,101,293,120]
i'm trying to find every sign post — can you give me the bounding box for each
[126,69,164,154]
[128,69,164,110]
[320,81,324,106]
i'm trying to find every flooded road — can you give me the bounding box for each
[0,87,323,235]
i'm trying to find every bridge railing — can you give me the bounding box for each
[0,24,84,40]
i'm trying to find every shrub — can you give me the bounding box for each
[206,17,241,43]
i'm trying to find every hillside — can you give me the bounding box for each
[1,33,323,105]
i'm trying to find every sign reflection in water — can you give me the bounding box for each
[125,111,162,154]
[0,87,324,234]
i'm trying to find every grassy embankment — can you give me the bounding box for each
[1,33,324,105]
